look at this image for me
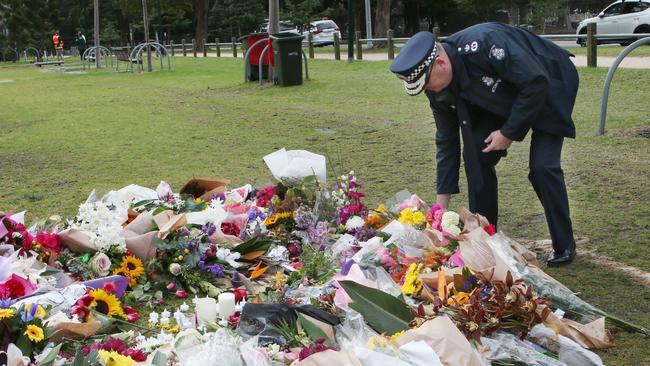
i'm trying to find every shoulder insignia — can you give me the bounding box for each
[459,40,480,55]
[489,44,506,60]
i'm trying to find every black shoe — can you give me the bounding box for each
[547,245,576,267]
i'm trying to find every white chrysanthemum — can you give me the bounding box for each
[345,216,365,231]
[216,248,241,268]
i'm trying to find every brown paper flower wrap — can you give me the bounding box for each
[180,178,230,201]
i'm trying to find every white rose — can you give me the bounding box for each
[89,252,112,276]
[441,211,460,228]
[169,263,182,276]
[443,224,461,236]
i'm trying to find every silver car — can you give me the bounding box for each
[303,20,341,46]
[576,0,650,45]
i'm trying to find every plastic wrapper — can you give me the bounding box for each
[334,311,379,351]
[263,148,327,183]
[528,325,604,366]
[175,328,245,366]
[240,336,277,366]
[481,332,567,366]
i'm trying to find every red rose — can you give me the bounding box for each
[221,222,241,237]
[176,289,188,298]
[484,224,497,236]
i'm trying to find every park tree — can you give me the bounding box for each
[209,0,265,40]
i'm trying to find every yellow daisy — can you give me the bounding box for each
[24,324,44,342]
[89,289,126,319]
[98,350,135,366]
[0,308,15,320]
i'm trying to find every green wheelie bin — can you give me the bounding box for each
[270,33,304,86]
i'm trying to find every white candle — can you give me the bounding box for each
[194,297,217,323]
[218,292,236,319]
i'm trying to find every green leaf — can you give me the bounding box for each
[297,313,333,346]
[230,236,272,255]
[338,280,413,335]
[15,334,32,359]
[71,349,84,366]
[37,344,62,366]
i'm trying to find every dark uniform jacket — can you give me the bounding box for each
[426,22,579,194]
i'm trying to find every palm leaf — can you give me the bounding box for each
[339,280,413,335]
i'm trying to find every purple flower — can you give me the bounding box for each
[201,223,216,236]
[295,208,317,230]
[178,228,191,237]
[21,303,38,322]
[211,192,226,203]
[247,209,265,221]
[186,241,196,251]
[308,221,331,250]
[197,260,206,270]
[207,264,225,278]
[0,298,14,308]
[231,272,245,288]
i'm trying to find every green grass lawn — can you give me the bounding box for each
[1,56,649,364]
[564,45,650,57]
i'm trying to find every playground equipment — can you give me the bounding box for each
[598,37,650,135]
[22,47,40,63]
[129,42,172,73]
[82,46,114,70]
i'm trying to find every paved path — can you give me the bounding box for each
[187,52,649,69]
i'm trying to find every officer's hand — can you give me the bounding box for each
[482,130,512,153]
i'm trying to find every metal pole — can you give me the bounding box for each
[598,37,650,135]
[347,0,355,63]
[364,0,372,47]
[269,0,279,35]
[143,0,152,72]
[94,0,100,68]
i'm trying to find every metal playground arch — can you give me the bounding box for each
[130,42,172,73]
[82,46,114,70]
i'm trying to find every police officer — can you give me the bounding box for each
[390,23,578,266]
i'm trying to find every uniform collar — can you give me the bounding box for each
[442,42,471,91]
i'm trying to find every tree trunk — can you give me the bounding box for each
[194,0,209,50]
[374,0,390,47]
[403,0,420,35]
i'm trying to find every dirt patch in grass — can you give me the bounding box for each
[520,237,650,289]
[0,120,45,136]
[607,126,650,138]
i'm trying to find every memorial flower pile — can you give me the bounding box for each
[0,150,646,366]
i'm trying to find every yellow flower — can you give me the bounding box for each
[98,350,135,366]
[119,255,144,279]
[401,263,424,296]
[25,304,46,319]
[0,308,15,320]
[264,211,295,227]
[24,324,44,342]
[390,330,405,341]
[397,208,426,226]
[447,292,470,306]
[275,272,284,287]
[89,289,126,319]
[194,198,203,204]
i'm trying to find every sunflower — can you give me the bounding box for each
[89,289,126,319]
[0,308,15,320]
[119,255,144,278]
[98,350,135,366]
[24,324,44,342]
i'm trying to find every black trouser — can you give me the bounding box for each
[465,122,575,254]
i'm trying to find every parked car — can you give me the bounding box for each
[576,0,650,45]
[256,21,300,35]
[303,20,341,46]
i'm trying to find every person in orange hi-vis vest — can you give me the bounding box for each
[53,31,64,62]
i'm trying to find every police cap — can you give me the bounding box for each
[389,31,438,96]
